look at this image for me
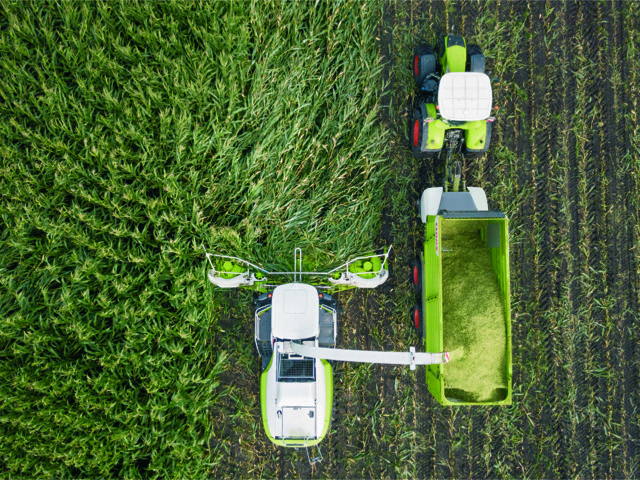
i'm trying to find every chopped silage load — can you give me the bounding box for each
[441,219,507,402]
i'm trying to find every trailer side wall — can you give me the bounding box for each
[423,214,512,406]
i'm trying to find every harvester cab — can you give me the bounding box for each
[205,247,450,463]
[412,34,496,171]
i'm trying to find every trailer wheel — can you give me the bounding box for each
[412,260,422,294]
[412,303,423,338]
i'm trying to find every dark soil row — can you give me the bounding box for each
[615,2,640,473]
[401,1,637,478]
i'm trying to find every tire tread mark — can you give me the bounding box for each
[529,2,555,478]
[620,2,640,475]
[579,1,605,477]
[510,0,536,474]
[415,2,445,479]
[563,1,588,475]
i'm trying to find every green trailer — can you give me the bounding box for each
[412,187,512,405]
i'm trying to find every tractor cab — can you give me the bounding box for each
[437,72,493,123]
[412,34,496,161]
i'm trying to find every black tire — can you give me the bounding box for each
[412,260,422,295]
[467,44,483,56]
[467,44,485,73]
[412,303,423,338]
[411,112,426,158]
[413,45,436,88]
[411,110,440,159]
[261,356,270,371]
[436,35,446,60]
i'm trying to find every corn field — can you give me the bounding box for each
[1,0,639,479]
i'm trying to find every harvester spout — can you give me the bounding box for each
[289,342,449,370]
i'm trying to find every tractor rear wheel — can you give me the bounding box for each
[412,303,423,338]
[411,111,439,159]
[411,114,426,158]
[413,45,436,88]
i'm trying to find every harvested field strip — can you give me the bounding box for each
[621,1,640,472]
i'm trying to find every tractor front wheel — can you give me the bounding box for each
[413,45,436,88]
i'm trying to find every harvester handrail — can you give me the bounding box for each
[205,246,392,277]
[204,251,269,274]
[326,246,393,275]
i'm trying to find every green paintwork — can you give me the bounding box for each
[214,253,389,295]
[418,35,492,156]
[422,116,489,153]
[260,356,333,447]
[441,36,467,73]
[260,354,275,441]
[320,360,333,438]
[463,120,490,151]
[422,215,512,406]
[423,118,446,152]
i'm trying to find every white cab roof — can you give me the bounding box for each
[271,283,319,339]
[438,72,492,121]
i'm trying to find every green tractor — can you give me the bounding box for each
[412,35,497,189]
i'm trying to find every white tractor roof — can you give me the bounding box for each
[438,72,492,121]
[271,283,319,339]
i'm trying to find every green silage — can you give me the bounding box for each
[441,220,507,402]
